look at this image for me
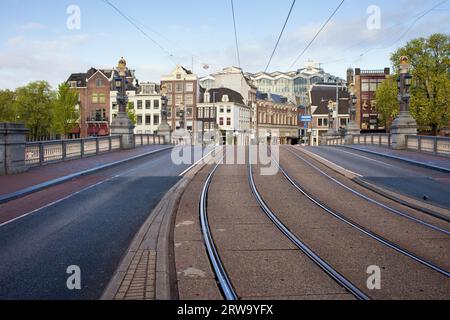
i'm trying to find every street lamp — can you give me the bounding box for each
[345,83,360,144]
[390,56,418,149]
[110,57,135,149]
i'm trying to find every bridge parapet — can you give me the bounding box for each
[325,133,450,157]
[24,134,166,168]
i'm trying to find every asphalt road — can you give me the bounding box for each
[0,146,206,300]
[305,146,450,209]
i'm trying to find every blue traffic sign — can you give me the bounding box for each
[300,115,312,122]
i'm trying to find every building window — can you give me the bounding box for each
[92,94,99,103]
[145,100,151,109]
[154,100,160,109]
[153,115,160,125]
[96,79,103,87]
[70,81,77,88]
[166,83,173,93]
[227,107,231,113]
[145,115,151,125]
[186,107,193,118]
[175,83,184,93]
[137,115,143,125]
[227,118,231,126]
[185,82,194,92]
[137,100,143,109]
[167,95,173,105]
[318,118,329,127]
[112,102,118,110]
[185,94,194,106]
[175,95,183,105]
[176,74,182,80]
[92,93,105,104]
[219,117,224,126]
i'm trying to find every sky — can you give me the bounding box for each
[0,0,449,90]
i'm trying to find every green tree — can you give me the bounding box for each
[0,89,17,122]
[374,76,399,129]
[14,81,54,140]
[391,33,450,135]
[53,83,79,139]
[127,102,137,125]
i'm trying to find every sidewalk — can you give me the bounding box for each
[0,145,171,199]
[343,145,450,173]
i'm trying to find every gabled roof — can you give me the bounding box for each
[256,91,289,104]
[311,85,350,115]
[206,88,244,105]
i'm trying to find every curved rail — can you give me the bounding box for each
[286,146,450,236]
[248,147,371,300]
[277,150,450,278]
[199,160,238,300]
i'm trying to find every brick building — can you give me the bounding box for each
[256,92,300,145]
[160,65,200,134]
[352,68,390,132]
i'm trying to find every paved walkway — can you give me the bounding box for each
[344,145,450,172]
[0,145,168,197]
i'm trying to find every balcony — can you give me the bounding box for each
[86,116,109,123]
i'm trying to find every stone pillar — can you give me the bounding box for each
[390,112,417,149]
[391,56,417,150]
[0,123,30,175]
[110,114,135,150]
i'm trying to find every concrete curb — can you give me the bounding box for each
[295,147,359,180]
[101,151,214,300]
[0,146,173,205]
[341,145,450,173]
[294,146,450,222]
[353,178,450,222]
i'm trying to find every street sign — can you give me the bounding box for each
[300,115,312,122]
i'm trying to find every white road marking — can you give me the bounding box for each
[332,147,394,167]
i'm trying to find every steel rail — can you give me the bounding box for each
[248,148,371,300]
[199,159,238,300]
[278,149,450,277]
[286,146,450,236]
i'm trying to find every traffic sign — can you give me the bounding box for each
[300,115,312,122]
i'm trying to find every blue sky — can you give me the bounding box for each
[0,0,449,89]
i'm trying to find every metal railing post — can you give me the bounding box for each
[62,141,67,161]
[96,138,100,155]
[80,140,85,158]
[39,143,44,166]
[434,137,438,155]
[109,136,112,152]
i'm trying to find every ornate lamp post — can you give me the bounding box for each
[345,83,360,144]
[390,56,417,149]
[157,84,172,144]
[110,57,135,149]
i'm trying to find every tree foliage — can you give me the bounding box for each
[14,81,54,140]
[391,33,450,134]
[127,102,137,125]
[374,76,399,129]
[53,83,80,138]
[0,89,17,122]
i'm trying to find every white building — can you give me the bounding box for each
[110,82,162,134]
[197,88,252,145]
[199,66,257,135]
[246,61,345,106]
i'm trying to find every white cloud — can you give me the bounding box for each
[17,22,47,32]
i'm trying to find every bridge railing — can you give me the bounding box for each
[134,134,165,146]
[325,133,450,157]
[25,134,166,167]
[406,135,450,157]
[352,134,391,147]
